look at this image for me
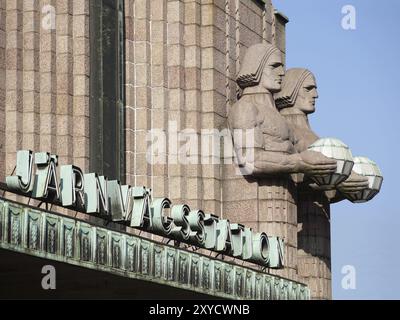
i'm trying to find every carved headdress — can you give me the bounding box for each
[236,43,280,89]
[275,68,313,109]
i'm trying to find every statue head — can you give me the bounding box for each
[275,68,319,114]
[237,43,285,94]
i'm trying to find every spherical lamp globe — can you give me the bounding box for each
[308,138,354,189]
[345,156,383,203]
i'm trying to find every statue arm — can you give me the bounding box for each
[242,148,337,176]
[253,148,302,175]
[328,191,346,204]
[330,171,370,203]
[308,171,370,203]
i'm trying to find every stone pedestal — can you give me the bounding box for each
[297,187,332,300]
[222,163,298,280]
[258,178,298,280]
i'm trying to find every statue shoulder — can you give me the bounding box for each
[228,97,258,130]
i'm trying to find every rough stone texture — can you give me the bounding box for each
[0,0,5,181]
[0,0,90,182]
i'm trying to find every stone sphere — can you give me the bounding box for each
[307,138,354,188]
[345,157,383,203]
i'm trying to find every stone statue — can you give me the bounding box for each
[226,43,335,280]
[275,68,369,199]
[274,68,368,299]
[227,44,337,178]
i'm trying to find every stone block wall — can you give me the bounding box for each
[124,0,282,212]
[0,0,90,182]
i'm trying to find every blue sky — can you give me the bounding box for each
[273,0,400,299]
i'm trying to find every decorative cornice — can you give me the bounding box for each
[0,197,310,300]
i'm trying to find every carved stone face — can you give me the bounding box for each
[260,51,285,93]
[295,74,318,114]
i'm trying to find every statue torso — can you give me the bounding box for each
[228,94,296,154]
[280,112,319,153]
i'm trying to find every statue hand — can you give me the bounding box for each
[297,151,337,176]
[337,171,369,194]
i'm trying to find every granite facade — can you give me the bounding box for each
[0,0,331,299]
